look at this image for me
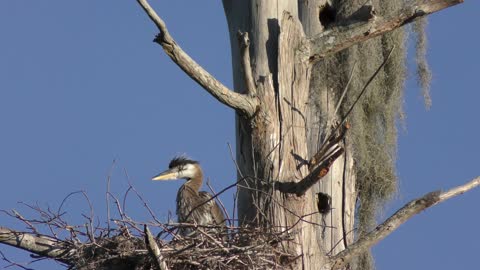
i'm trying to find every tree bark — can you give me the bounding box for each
[224,1,353,268]
[222,0,460,269]
[300,0,357,260]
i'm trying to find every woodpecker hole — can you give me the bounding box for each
[317,192,332,214]
[319,3,336,28]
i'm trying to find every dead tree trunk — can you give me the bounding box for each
[223,1,354,268]
[222,0,461,269]
[0,1,471,269]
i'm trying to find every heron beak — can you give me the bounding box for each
[152,169,178,181]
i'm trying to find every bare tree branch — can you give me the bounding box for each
[327,176,480,270]
[144,225,169,270]
[136,0,259,117]
[0,227,70,263]
[309,0,463,61]
[237,31,257,97]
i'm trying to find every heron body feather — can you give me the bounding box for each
[153,157,226,237]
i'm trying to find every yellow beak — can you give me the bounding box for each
[152,169,178,181]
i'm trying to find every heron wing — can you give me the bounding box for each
[198,191,226,226]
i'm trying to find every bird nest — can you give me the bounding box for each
[70,223,296,270]
[2,189,298,270]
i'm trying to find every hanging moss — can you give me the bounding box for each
[311,0,412,269]
[413,17,432,109]
[309,1,431,269]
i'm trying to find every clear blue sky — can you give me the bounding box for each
[0,1,478,269]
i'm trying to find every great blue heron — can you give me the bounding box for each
[152,157,226,236]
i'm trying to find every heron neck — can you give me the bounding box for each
[184,168,203,193]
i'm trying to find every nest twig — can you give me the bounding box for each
[1,183,298,270]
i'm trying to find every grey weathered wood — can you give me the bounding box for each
[136,0,258,117]
[144,225,169,270]
[299,0,357,261]
[309,0,463,61]
[237,31,257,97]
[225,2,322,268]
[0,226,70,262]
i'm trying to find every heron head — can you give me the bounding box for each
[152,156,200,181]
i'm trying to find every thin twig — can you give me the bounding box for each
[334,62,357,116]
[184,177,248,222]
[11,210,39,235]
[197,228,228,253]
[320,46,395,160]
[341,46,395,128]
[227,142,241,226]
[105,159,116,236]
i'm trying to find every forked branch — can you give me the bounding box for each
[309,0,463,61]
[136,0,258,117]
[327,176,480,270]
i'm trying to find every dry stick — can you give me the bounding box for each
[80,191,95,243]
[196,228,229,253]
[19,202,59,238]
[122,186,133,215]
[320,61,357,149]
[227,142,245,179]
[105,159,116,236]
[328,226,357,256]
[328,176,480,270]
[309,46,395,170]
[126,179,160,224]
[343,46,395,129]
[56,190,95,243]
[144,225,169,270]
[107,192,125,219]
[107,192,139,236]
[57,191,84,217]
[0,249,35,270]
[333,62,357,117]
[135,0,258,117]
[11,210,39,235]
[227,142,241,226]
[125,181,182,239]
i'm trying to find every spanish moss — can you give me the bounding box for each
[413,17,432,109]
